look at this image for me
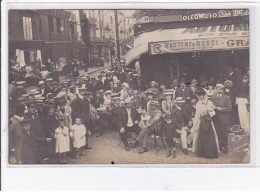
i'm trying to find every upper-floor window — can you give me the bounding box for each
[57,18,64,33]
[48,16,54,32]
[23,16,33,40]
[39,18,42,32]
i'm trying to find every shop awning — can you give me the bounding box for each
[126,23,249,66]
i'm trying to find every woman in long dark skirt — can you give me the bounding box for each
[197,114,218,159]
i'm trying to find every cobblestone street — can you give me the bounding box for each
[67,130,250,165]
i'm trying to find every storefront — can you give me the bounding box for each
[9,40,44,67]
[126,10,249,84]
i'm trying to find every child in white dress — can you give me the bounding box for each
[70,118,89,158]
[55,119,70,164]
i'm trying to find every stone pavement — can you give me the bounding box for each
[66,130,250,165]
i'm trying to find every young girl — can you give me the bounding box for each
[70,118,88,158]
[55,119,70,164]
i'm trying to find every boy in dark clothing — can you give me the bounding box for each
[163,115,177,158]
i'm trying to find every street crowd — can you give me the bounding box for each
[8,58,250,164]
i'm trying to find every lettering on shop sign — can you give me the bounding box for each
[182,12,218,21]
[149,36,249,55]
[182,9,249,21]
[182,24,249,35]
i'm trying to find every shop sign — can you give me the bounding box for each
[218,9,249,18]
[182,12,219,21]
[182,9,249,21]
[149,36,249,55]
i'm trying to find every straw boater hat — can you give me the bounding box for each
[175,97,185,103]
[164,89,173,95]
[224,80,233,88]
[150,100,160,106]
[78,87,87,91]
[15,81,26,85]
[113,96,121,101]
[150,81,158,85]
[105,90,112,95]
[216,83,225,89]
[38,80,45,86]
[145,89,155,95]
[46,78,53,82]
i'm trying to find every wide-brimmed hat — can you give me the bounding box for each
[15,81,26,85]
[164,89,173,95]
[78,87,87,91]
[224,80,233,88]
[46,78,53,82]
[26,99,36,106]
[105,90,112,95]
[113,96,121,101]
[145,89,155,95]
[150,81,157,85]
[150,100,160,106]
[216,83,225,89]
[175,97,185,103]
[124,97,132,104]
[38,80,45,85]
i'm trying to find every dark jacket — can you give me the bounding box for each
[171,106,189,130]
[71,96,90,125]
[175,87,192,100]
[118,107,141,129]
[211,93,232,126]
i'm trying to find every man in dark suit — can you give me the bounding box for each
[211,83,232,154]
[175,80,192,101]
[171,97,190,155]
[9,103,26,164]
[38,80,51,98]
[110,97,123,131]
[24,100,47,162]
[118,98,141,151]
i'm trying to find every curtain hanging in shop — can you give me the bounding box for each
[19,50,26,67]
[36,50,42,61]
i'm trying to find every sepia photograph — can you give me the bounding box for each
[7,8,250,165]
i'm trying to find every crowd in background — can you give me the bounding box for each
[8,57,250,164]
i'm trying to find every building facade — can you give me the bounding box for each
[9,10,79,66]
[126,9,249,84]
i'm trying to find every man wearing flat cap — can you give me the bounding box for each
[211,83,232,154]
[132,100,162,154]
